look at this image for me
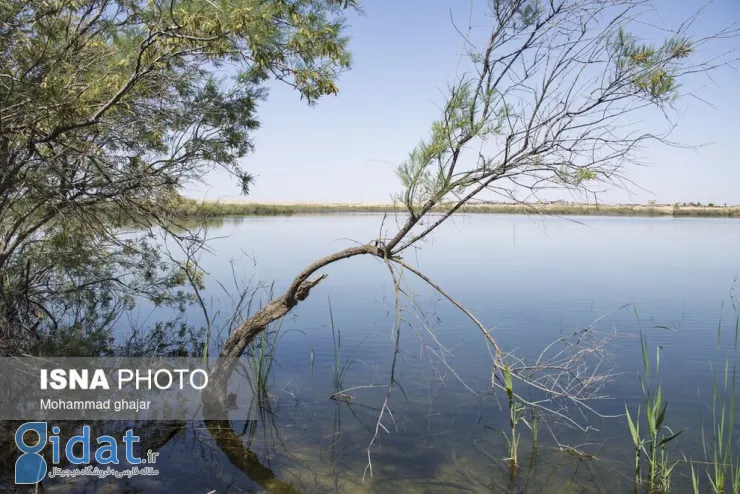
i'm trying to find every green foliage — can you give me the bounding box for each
[2,0,355,207]
[610,28,693,102]
[0,0,357,355]
[517,0,542,28]
[626,331,682,493]
[395,80,501,215]
[0,213,205,356]
[503,363,522,469]
[692,312,740,494]
[390,0,712,229]
[166,197,298,217]
[555,166,599,186]
[501,361,536,476]
[328,297,362,397]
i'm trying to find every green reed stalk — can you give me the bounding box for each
[626,402,642,489]
[503,363,522,472]
[691,462,701,494]
[702,359,738,494]
[250,319,283,403]
[692,305,740,494]
[328,297,363,397]
[626,332,682,493]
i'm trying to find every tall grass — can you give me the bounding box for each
[625,332,682,493]
[690,309,740,494]
[327,297,364,399]
[703,360,738,493]
[503,363,522,471]
[223,318,288,448]
[501,362,539,486]
[172,198,297,217]
[240,319,286,427]
[251,326,282,400]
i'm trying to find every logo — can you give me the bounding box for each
[15,423,47,484]
[15,422,157,485]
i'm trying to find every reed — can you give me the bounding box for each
[327,298,363,399]
[691,308,740,494]
[502,362,534,475]
[243,320,284,415]
[625,332,682,493]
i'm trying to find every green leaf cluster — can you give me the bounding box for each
[610,28,694,102]
[396,81,501,215]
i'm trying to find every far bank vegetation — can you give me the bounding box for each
[177,197,740,218]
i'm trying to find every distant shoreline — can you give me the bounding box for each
[175,198,740,218]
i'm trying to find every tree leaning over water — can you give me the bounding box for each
[216,0,740,357]
[204,0,739,475]
[0,0,359,353]
[1,0,739,481]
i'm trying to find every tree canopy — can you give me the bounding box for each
[0,0,358,353]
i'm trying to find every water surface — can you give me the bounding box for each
[24,214,740,492]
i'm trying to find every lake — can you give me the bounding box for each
[20,214,740,493]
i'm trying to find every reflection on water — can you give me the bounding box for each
[4,214,740,492]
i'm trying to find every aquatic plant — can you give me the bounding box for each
[691,304,740,494]
[503,363,523,471]
[625,332,682,493]
[328,298,363,399]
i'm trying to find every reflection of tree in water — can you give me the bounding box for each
[0,253,628,493]
[0,402,635,494]
[205,420,298,494]
[0,419,295,493]
[0,420,184,493]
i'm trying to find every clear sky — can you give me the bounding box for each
[188,0,740,205]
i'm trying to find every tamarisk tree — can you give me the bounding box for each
[219,0,736,355]
[209,0,738,469]
[0,0,358,352]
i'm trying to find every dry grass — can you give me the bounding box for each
[181,199,740,218]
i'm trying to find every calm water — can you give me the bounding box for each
[21,214,740,492]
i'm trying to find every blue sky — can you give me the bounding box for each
[189,0,740,205]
